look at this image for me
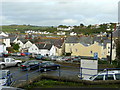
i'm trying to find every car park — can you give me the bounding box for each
[0,70,13,86]
[78,70,120,81]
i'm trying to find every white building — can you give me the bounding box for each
[57,26,74,31]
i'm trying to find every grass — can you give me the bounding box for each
[24,79,120,89]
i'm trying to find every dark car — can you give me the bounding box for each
[20,60,42,71]
[40,61,60,72]
[20,61,60,72]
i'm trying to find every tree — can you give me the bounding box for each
[13,43,20,51]
[80,23,84,28]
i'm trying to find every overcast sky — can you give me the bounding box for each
[0,0,120,26]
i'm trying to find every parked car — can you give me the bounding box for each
[0,70,13,86]
[21,53,25,56]
[39,61,60,71]
[78,70,120,81]
[2,53,9,57]
[50,56,59,61]
[35,54,45,60]
[71,56,81,62]
[11,52,21,57]
[20,60,60,72]
[20,60,42,71]
[0,58,22,69]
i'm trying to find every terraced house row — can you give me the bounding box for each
[0,27,119,60]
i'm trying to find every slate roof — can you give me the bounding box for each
[65,36,80,43]
[35,43,52,50]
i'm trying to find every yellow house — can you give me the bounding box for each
[65,42,107,59]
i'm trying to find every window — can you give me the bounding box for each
[90,51,93,54]
[105,74,114,80]
[76,49,78,52]
[115,74,120,80]
[94,75,104,80]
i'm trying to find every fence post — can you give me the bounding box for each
[80,67,82,80]
[58,67,61,77]
[26,72,28,81]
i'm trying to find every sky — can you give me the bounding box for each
[0,0,120,26]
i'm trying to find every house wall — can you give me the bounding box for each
[23,41,33,48]
[28,44,39,54]
[65,42,107,59]
[39,49,50,56]
[3,38,11,47]
[49,45,56,56]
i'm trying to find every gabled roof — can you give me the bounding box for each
[65,36,80,43]
[9,36,17,42]
[35,43,52,50]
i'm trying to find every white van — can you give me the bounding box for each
[78,70,120,81]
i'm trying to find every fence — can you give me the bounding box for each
[1,63,120,86]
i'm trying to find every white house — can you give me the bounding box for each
[0,32,8,37]
[49,45,56,56]
[0,44,8,55]
[70,32,77,36]
[57,32,66,35]
[19,41,33,52]
[57,26,74,31]
[28,44,39,54]
[0,36,11,47]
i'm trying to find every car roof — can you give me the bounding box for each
[98,70,120,75]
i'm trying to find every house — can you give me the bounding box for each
[19,40,33,52]
[57,32,66,35]
[70,32,77,36]
[0,44,8,55]
[0,32,8,37]
[57,26,74,31]
[0,36,11,47]
[36,43,53,56]
[28,44,39,54]
[64,36,116,60]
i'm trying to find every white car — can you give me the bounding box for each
[78,70,120,81]
[0,70,12,86]
[0,58,22,69]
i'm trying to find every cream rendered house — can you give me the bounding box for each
[65,42,107,59]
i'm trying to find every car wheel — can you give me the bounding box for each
[27,67,30,71]
[16,63,21,67]
[0,64,5,69]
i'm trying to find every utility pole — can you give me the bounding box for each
[110,32,113,64]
